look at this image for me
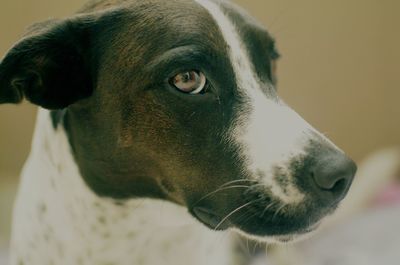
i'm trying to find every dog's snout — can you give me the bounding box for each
[311,153,357,203]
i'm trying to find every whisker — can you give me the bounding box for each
[238,210,263,229]
[246,238,251,258]
[192,185,250,206]
[232,209,255,229]
[193,179,258,207]
[220,179,258,188]
[243,183,266,194]
[261,201,279,218]
[252,241,262,256]
[214,199,262,231]
[272,204,286,221]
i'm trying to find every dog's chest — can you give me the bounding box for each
[10,109,235,265]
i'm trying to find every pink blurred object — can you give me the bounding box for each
[374,182,400,206]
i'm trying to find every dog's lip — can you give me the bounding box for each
[191,206,324,243]
[234,220,321,244]
[191,207,230,231]
[274,235,295,243]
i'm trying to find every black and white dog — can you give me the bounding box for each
[0,0,356,264]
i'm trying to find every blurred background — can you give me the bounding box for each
[0,0,399,264]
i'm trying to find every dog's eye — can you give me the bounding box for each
[170,71,207,94]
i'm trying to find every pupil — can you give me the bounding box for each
[184,72,191,82]
[184,73,190,82]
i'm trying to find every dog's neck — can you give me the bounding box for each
[10,109,235,265]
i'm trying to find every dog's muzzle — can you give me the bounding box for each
[189,140,356,241]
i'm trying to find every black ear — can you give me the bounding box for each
[0,18,94,109]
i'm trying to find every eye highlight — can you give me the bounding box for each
[170,71,207,94]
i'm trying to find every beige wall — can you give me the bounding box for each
[0,1,399,177]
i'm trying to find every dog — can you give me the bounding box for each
[0,0,357,264]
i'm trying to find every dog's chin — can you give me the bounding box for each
[232,221,321,245]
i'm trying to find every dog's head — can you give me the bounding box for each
[0,0,356,243]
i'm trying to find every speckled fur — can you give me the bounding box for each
[10,109,237,265]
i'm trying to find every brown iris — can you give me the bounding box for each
[170,70,207,94]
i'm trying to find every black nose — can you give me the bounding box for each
[311,152,357,203]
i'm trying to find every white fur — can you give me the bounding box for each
[10,109,236,265]
[195,0,340,205]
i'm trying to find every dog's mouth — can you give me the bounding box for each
[190,198,329,243]
[191,207,231,230]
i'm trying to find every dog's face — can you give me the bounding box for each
[0,0,356,242]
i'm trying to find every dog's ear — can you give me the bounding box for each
[0,18,94,109]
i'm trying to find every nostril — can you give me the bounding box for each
[311,154,356,198]
[313,172,348,192]
[330,178,347,193]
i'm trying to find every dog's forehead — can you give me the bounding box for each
[89,0,226,71]
[86,0,273,58]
